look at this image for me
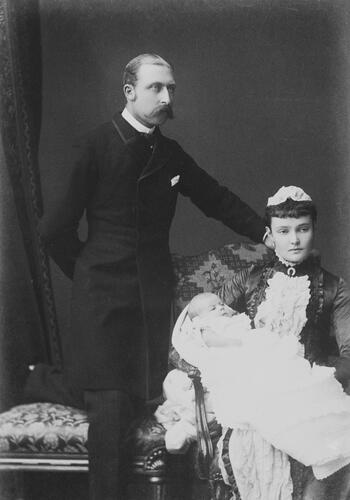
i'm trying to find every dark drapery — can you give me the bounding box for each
[0,0,62,380]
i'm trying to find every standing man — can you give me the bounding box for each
[41,54,267,499]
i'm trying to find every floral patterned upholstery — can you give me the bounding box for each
[172,242,271,314]
[0,403,88,455]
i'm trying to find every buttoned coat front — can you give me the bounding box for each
[41,113,265,399]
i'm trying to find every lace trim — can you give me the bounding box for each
[248,261,325,356]
[275,251,298,270]
[254,272,310,340]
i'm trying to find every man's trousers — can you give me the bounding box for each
[84,390,142,500]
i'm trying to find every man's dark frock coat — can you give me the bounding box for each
[41,112,265,399]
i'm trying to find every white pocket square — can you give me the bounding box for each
[171,175,180,187]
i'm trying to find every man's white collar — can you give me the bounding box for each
[121,108,155,134]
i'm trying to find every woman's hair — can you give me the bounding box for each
[265,198,317,228]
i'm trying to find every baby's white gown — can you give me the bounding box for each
[172,272,350,500]
[196,323,350,480]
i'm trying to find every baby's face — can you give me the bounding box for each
[195,294,234,320]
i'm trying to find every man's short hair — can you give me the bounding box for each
[122,54,173,87]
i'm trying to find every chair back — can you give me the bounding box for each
[172,241,272,315]
[169,241,272,371]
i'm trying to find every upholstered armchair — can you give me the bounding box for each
[0,241,271,500]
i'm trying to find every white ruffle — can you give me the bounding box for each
[255,272,310,342]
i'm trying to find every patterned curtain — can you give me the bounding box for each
[0,0,62,367]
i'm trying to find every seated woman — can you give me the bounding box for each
[159,186,350,500]
[218,186,350,499]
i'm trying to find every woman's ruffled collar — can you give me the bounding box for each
[255,270,311,342]
[248,251,325,356]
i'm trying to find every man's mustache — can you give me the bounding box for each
[154,105,174,119]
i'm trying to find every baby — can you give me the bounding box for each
[186,292,298,363]
[155,292,253,453]
[187,292,247,347]
[157,292,350,481]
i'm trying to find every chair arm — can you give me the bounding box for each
[188,368,214,480]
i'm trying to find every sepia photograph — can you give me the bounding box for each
[1,0,350,499]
